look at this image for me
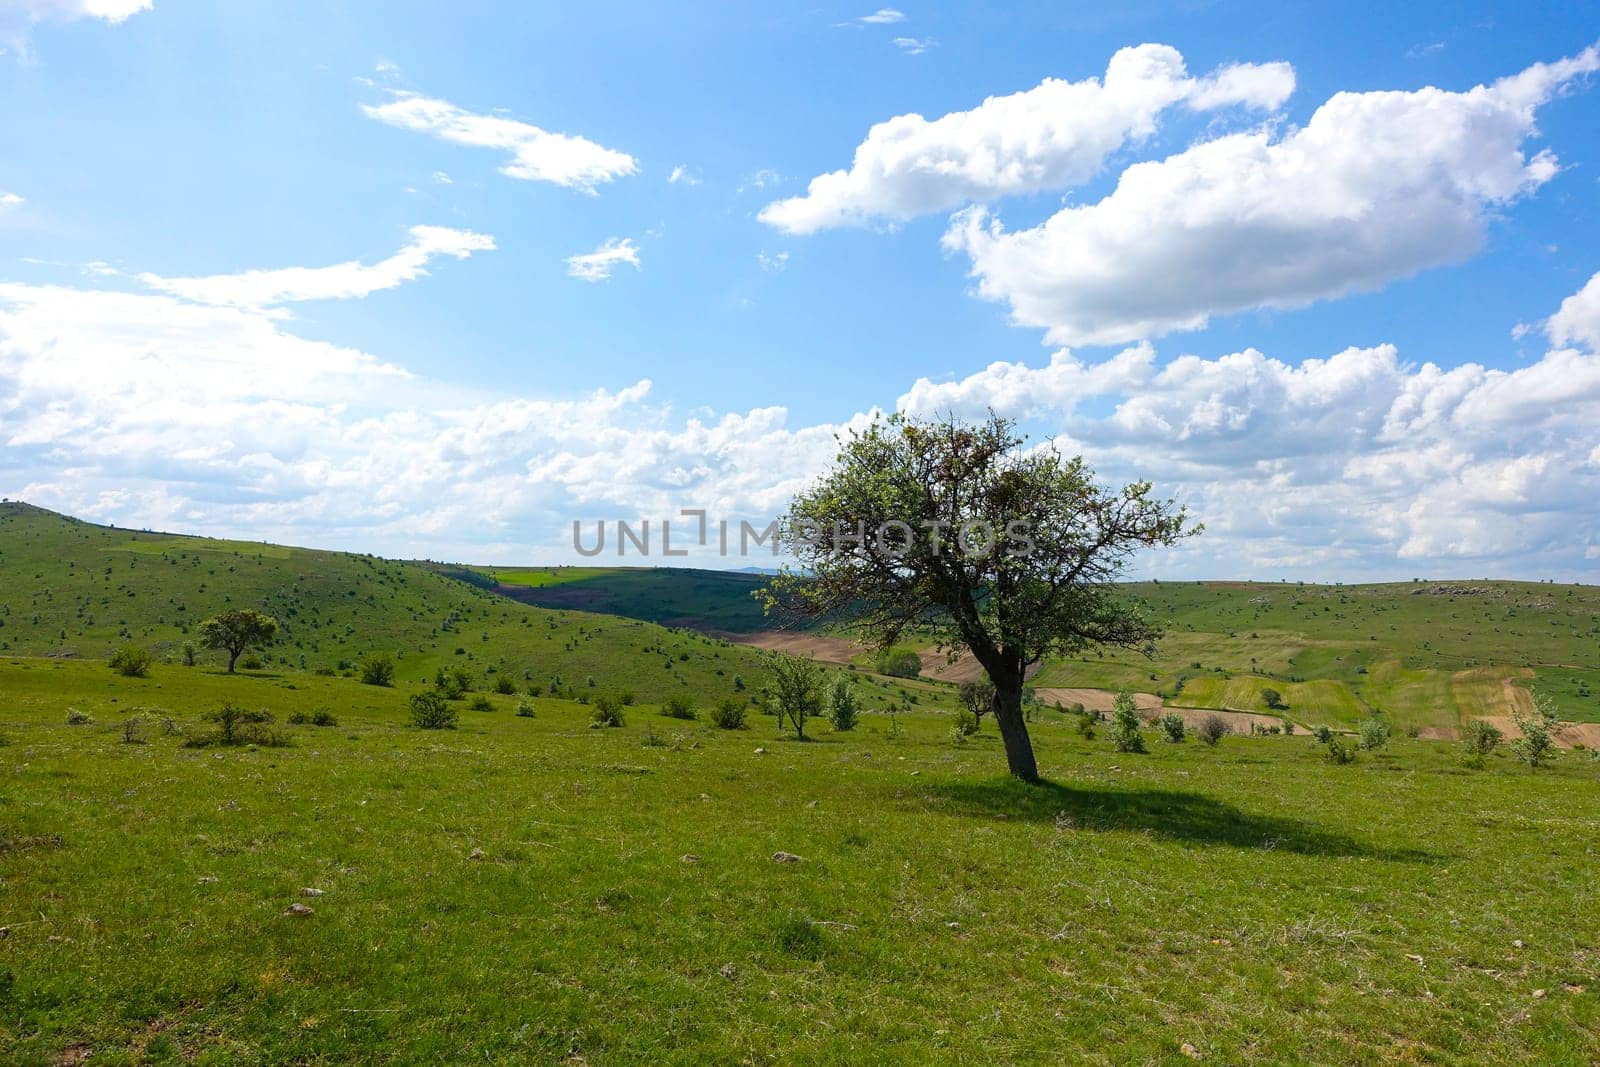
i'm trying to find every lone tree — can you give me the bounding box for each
[959,677,996,727]
[764,414,1195,782]
[198,609,279,673]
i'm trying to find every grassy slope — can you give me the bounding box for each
[0,503,782,708]
[433,564,1600,731]
[3,659,1599,1063]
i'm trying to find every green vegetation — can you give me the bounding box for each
[2,657,1598,1062]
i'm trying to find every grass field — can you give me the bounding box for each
[3,658,1599,1063]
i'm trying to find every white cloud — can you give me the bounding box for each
[432,170,453,185]
[853,8,905,25]
[892,36,933,56]
[668,164,701,186]
[760,44,1294,234]
[0,191,21,208]
[565,237,640,282]
[361,91,637,194]
[0,0,148,53]
[1545,270,1600,352]
[758,251,790,272]
[137,225,495,310]
[3,256,1599,575]
[946,45,1600,346]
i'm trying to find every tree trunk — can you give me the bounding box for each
[991,682,1040,783]
[227,648,239,673]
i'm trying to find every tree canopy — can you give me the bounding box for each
[198,608,279,673]
[763,413,1196,781]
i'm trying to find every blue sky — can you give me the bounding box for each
[2,1,1599,580]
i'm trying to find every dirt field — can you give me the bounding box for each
[723,631,1026,684]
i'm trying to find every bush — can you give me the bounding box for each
[289,708,338,727]
[1460,718,1503,761]
[434,666,473,700]
[1357,715,1391,751]
[358,651,396,687]
[709,699,747,730]
[1198,714,1231,747]
[494,676,517,695]
[237,653,264,671]
[1325,737,1356,764]
[828,676,859,732]
[1073,709,1096,739]
[190,703,286,747]
[1158,713,1186,743]
[874,647,922,679]
[182,641,197,667]
[120,715,149,744]
[1313,724,1333,744]
[469,694,494,712]
[662,694,697,720]
[952,708,980,737]
[409,690,458,730]
[66,708,93,726]
[1511,695,1560,768]
[515,701,536,718]
[591,695,625,728]
[108,644,153,678]
[1109,691,1146,754]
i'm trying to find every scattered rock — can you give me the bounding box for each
[945,921,961,929]
[719,963,737,979]
[1513,939,1525,949]
[753,747,766,755]
[468,848,486,861]
[805,800,818,809]
[1533,988,1547,999]
[1180,1042,1202,1059]
[772,851,803,864]
[197,875,218,885]
[680,854,700,864]
[1405,954,1424,965]
[282,903,313,918]
[910,770,921,776]
[299,887,325,897]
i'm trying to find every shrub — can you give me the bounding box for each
[66,708,93,726]
[1460,718,1503,760]
[288,708,338,727]
[709,699,747,730]
[828,676,859,732]
[109,644,153,678]
[120,715,149,744]
[1357,715,1391,751]
[591,695,625,728]
[190,703,284,747]
[1280,715,1295,736]
[874,647,922,679]
[621,691,637,706]
[662,694,697,720]
[952,708,980,737]
[1198,714,1231,747]
[1158,713,1186,743]
[1325,737,1357,764]
[238,653,264,671]
[1511,695,1560,768]
[1073,709,1096,739]
[181,641,197,667]
[494,676,517,695]
[358,651,396,687]
[409,690,458,730]
[469,694,494,712]
[1109,691,1146,754]
[1313,724,1333,744]
[1261,687,1285,710]
[515,701,536,718]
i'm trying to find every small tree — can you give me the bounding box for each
[959,677,996,728]
[709,698,747,730]
[198,609,278,673]
[1260,688,1285,710]
[108,644,152,678]
[1158,712,1186,743]
[1109,691,1146,754]
[1357,715,1391,751]
[769,653,823,739]
[828,675,859,732]
[764,413,1194,781]
[1511,695,1559,768]
[1461,718,1504,759]
[358,651,396,687]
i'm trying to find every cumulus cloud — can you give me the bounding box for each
[668,164,700,186]
[760,43,1294,234]
[893,36,933,55]
[565,237,640,282]
[137,225,495,309]
[0,191,21,208]
[852,8,905,25]
[361,91,637,194]
[1545,269,1600,352]
[945,45,1600,346]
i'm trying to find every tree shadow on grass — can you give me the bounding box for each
[922,777,1439,863]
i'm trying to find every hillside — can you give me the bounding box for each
[0,503,783,707]
[440,563,1600,733]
